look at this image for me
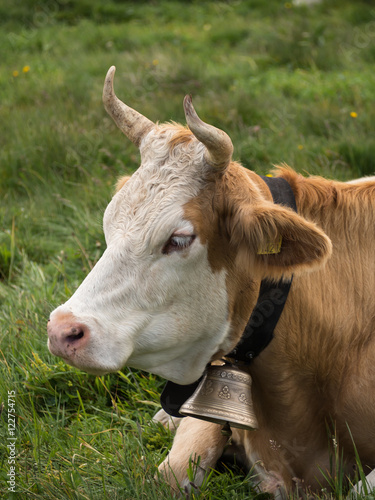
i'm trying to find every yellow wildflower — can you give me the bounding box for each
[298,144,304,150]
[12,70,19,77]
[22,65,30,73]
[284,2,292,8]
[152,59,159,66]
[350,111,358,118]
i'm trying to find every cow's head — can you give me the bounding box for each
[47,66,332,384]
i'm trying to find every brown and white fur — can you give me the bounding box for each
[47,67,375,497]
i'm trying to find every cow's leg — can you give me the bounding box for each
[230,428,288,499]
[153,408,183,432]
[156,416,289,498]
[158,417,229,496]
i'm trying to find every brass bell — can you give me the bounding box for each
[179,363,258,431]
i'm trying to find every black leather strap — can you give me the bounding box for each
[160,378,203,418]
[226,176,297,362]
[261,175,297,211]
[161,175,297,417]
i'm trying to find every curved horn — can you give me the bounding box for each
[103,66,155,147]
[183,95,233,172]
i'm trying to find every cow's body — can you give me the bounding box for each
[158,168,375,496]
[47,67,375,497]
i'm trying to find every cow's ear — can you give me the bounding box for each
[115,175,132,192]
[230,202,332,279]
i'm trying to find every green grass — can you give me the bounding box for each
[1,0,375,498]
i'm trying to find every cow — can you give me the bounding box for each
[47,66,375,497]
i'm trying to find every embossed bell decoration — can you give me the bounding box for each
[179,362,258,430]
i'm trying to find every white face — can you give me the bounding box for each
[48,128,232,384]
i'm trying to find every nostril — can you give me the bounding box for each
[47,314,90,359]
[65,327,85,343]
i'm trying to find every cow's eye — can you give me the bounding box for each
[162,233,196,255]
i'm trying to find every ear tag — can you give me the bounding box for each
[257,235,282,255]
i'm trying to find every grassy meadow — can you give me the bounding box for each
[1,0,375,498]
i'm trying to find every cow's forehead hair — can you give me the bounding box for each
[103,125,209,248]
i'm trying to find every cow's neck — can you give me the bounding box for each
[225,175,297,364]
[249,168,375,444]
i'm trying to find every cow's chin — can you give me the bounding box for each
[128,359,206,386]
[63,358,204,384]
[63,358,118,377]
[56,344,209,384]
